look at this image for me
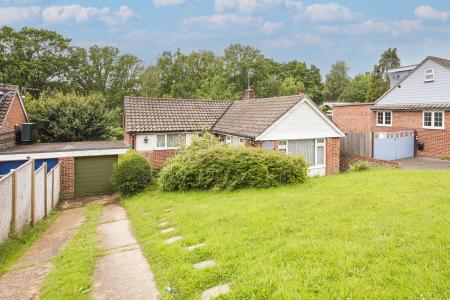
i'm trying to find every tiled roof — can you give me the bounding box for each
[213,95,302,138]
[372,103,450,111]
[0,84,20,128]
[124,97,232,133]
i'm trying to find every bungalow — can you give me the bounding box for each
[124,90,345,176]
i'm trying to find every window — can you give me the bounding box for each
[423,111,444,129]
[157,134,165,148]
[376,111,392,126]
[225,135,232,144]
[283,139,326,167]
[226,135,245,147]
[316,139,325,166]
[278,140,287,153]
[424,68,434,82]
[156,133,186,149]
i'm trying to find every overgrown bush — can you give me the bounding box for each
[349,161,371,172]
[111,151,152,195]
[159,133,307,191]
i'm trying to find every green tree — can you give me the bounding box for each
[26,92,119,142]
[338,73,371,102]
[280,77,305,96]
[323,61,350,102]
[0,26,72,98]
[367,48,401,101]
[139,65,162,97]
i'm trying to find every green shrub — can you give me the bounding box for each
[349,161,371,172]
[111,151,152,195]
[159,135,307,191]
[443,157,450,161]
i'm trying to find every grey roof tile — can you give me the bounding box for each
[372,103,450,111]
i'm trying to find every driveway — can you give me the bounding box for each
[396,158,450,170]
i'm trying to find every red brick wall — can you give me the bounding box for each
[326,137,340,175]
[143,150,178,168]
[0,94,27,148]
[340,153,400,171]
[332,104,373,133]
[371,111,450,158]
[59,157,74,199]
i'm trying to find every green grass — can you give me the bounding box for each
[40,203,102,299]
[123,169,450,299]
[0,212,60,276]
[443,156,450,161]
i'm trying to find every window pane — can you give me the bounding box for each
[279,140,287,146]
[279,148,287,153]
[316,138,325,144]
[377,112,384,124]
[424,112,432,127]
[317,145,325,165]
[167,134,185,147]
[434,112,443,127]
[157,135,165,147]
[385,112,391,125]
[288,139,315,166]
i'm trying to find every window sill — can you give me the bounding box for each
[375,124,392,127]
[308,165,325,170]
[155,147,179,150]
[422,126,445,130]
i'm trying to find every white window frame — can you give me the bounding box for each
[424,68,435,82]
[226,135,245,147]
[155,133,187,150]
[423,111,445,129]
[376,111,392,127]
[282,139,326,168]
[278,140,287,153]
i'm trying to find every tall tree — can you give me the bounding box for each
[367,48,401,101]
[338,73,371,102]
[323,61,350,102]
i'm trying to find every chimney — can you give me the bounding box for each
[298,89,306,97]
[244,88,256,100]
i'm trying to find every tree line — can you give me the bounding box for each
[0,26,400,142]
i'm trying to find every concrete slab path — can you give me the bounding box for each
[396,157,450,170]
[92,204,159,300]
[0,207,86,300]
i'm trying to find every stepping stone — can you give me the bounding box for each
[159,221,168,227]
[193,259,216,269]
[160,227,175,234]
[165,236,182,245]
[201,283,231,300]
[185,243,205,251]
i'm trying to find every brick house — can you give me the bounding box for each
[333,56,450,159]
[124,90,345,176]
[0,85,28,149]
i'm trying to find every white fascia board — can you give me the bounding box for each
[0,148,129,162]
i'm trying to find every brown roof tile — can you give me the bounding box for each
[372,103,450,111]
[429,56,450,70]
[213,95,302,138]
[124,97,232,133]
[0,84,20,128]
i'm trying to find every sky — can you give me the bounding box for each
[1,0,450,76]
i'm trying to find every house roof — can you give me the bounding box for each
[372,103,450,111]
[429,56,450,70]
[0,84,27,129]
[124,97,232,133]
[213,95,302,138]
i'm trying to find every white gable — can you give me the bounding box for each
[378,59,450,105]
[256,98,344,141]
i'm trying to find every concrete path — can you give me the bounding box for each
[92,204,159,300]
[396,157,450,170]
[0,207,86,300]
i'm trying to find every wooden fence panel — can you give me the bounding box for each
[341,132,373,157]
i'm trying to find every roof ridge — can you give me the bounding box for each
[124,96,233,103]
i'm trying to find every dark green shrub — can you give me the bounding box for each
[159,135,307,191]
[349,161,371,172]
[111,151,152,195]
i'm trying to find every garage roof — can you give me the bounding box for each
[0,141,128,155]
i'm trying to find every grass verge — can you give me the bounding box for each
[124,168,450,299]
[40,203,102,299]
[0,212,60,276]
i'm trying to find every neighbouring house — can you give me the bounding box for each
[124,90,345,176]
[333,56,450,160]
[0,85,28,149]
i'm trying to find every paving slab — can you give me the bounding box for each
[165,235,183,244]
[201,283,231,300]
[193,259,216,269]
[185,243,205,251]
[160,227,175,234]
[0,207,86,300]
[93,204,159,300]
[396,157,450,170]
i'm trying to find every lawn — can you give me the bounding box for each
[123,168,450,299]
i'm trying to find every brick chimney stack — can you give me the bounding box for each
[244,88,256,100]
[298,89,306,97]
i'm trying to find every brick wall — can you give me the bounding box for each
[326,137,340,175]
[0,94,27,149]
[371,111,450,158]
[59,157,74,199]
[143,150,178,168]
[332,104,373,133]
[340,153,400,171]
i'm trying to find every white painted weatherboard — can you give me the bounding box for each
[378,59,450,105]
[256,98,344,141]
[136,133,195,151]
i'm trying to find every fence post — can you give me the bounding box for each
[44,163,48,217]
[10,169,16,233]
[31,160,35,226]
[51,170,54,209]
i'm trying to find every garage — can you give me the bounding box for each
[373,130,415,160]
[74,155,118,197]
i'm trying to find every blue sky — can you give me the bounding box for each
[1,0,450,76]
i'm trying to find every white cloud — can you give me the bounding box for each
[303,3,363,22]
[100,5,136,27]
[415,5,450,21]
[319,19,421,36]
[183,14,254,27]
[152,0,186,7]
[260,21,283,34]
[0,6,41,25]
[214,0,302,14]
[42,5,109,23]
[258,32,322,49]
